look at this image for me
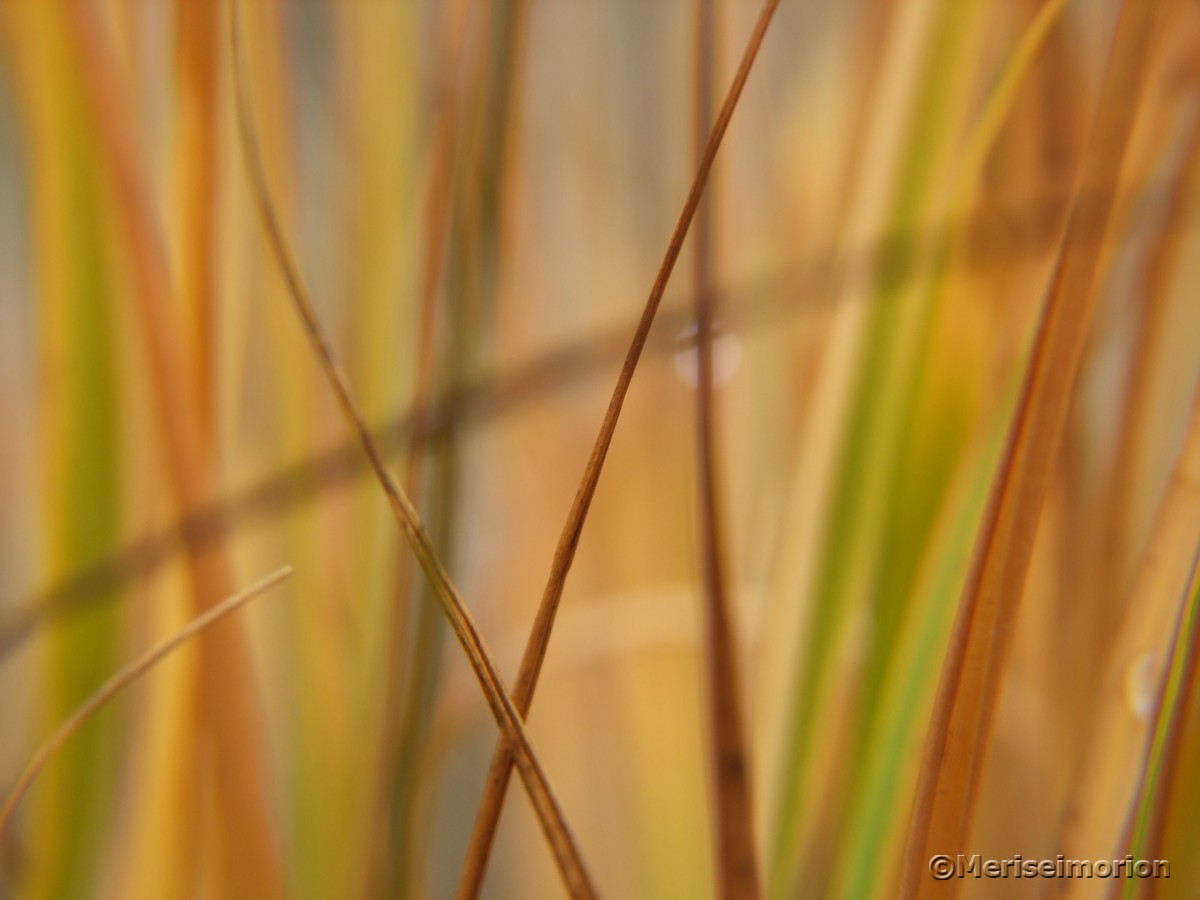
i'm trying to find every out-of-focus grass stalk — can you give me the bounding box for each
[1140,553,1200,895]
[1097,0,1200,631]
[1122,543,1200,900]
[8,5,121,896]
[829,2,1068,893]
[107,565,202,900]
[223,6,355,897]
[690,0,762,895]
[855,0,1066,738]
[173,0,221,432]
[902,1,1169,891]
[832,412,1010,899]
[1128,17,1200,875]
[770,1,990,892]
[342,0,436,892]
[375,3,529,895]
[106,10,226,893]
[62,0,287,894]
[364,0,480,893]
[1056,382,1200,891]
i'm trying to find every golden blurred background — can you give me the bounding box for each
[1,0,1199,897]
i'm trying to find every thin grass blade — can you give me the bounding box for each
[0,567,291,839]
[455,3,782,896]
[900,2,1169,893]
[227,2,597,895]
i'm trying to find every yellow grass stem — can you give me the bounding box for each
[0,567,291,841]
[61,1,288,894]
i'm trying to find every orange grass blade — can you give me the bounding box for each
[62,1,289,893]
[1054,378,1200,887]
[226,2,596,896]
[899,1,1169,895]
[691,0,762,895]
[172,0,222,432]
[0,566,291,841]
[1097,1,1200,626]
[455,2,782,896]
[1140,547,1200,883]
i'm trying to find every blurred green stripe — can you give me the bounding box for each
[34,45,121,900]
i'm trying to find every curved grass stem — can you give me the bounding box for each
[0,566,292,841]
[227,2,597,896]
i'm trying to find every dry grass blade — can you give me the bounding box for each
[1054,379,1200,887]
[0,566,291,841]
[363,0,467,891]
[691,0,762,896]
[63,1,287,892]
[455,1,781,896]
[173,0,221,433]
[899,1,1168,895]
[1140,543,1200,865]
[1098,3,1200,627]
[226,2,596,896]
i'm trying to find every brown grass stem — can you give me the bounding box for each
[454,2,781,896]
[227,2,597,896]
[900,1,1168,895]
[691,0,762,896]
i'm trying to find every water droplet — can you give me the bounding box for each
[1122,653,1157,719]
[671,322,742,389]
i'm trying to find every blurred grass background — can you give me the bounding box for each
[0,0,1199,897]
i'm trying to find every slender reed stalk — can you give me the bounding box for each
[455,2,781,896]
[900,2,1168,893]
[227,1,596,895]
[0,567,291,839]
[362,0,466,893]
[691,0,762,896]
